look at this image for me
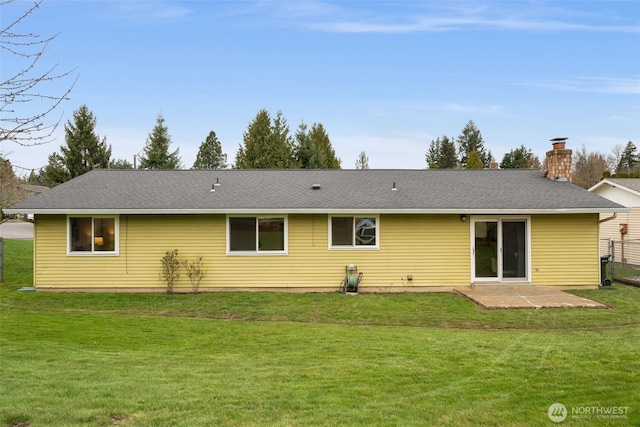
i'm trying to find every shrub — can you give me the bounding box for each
[160,249,180,294]
[182,256,207,294]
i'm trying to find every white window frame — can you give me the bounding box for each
[470,215,531,283]
[67,215,119,256]
[329,215,380,250]
[226,215,288,256]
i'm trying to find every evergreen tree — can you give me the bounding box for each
[193,131,227,169]
[457,120,489,167]
[308,123,340,168]
[426,135,457,169]
[425,138,441,169]
[295,121,341,169]
[109,158,134,169]
[500,145,541,169]
[269,111,295,168]
[616,141,638,175]
[235,109,271,168]
[440,136,458,169]
[465,150,483,169]
[138,115,181,169]
[294,122,319,168]
[355,151,369,169]
[235,109,294,168]
[41,152,70,187]
[27,169,40,185]
[60,104,111,178]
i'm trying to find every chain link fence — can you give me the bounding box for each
[602,238,640,286]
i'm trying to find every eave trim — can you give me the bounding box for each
[3,207,631,215]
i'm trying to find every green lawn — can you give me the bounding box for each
[1,239,638,426]
[611,262,640,279]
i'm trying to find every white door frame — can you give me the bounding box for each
[470,216,531,283]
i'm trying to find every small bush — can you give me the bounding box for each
[160,249,180,294]
[183,256,207,294]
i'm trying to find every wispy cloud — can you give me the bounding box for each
[266,1,640,34]
[114,2,192,23]
[440,102,502,115]
[522,77,640,95]
[387,101,503,116]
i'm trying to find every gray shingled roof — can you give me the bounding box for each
[592,178,640,195]
[4,169,627,214]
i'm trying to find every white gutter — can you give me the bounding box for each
[3,207,631,215]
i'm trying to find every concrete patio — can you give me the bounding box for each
[455,285,607,309]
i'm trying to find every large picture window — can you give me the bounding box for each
[330,216,378,249]
[68,216,118,255]
[228,216,287,254]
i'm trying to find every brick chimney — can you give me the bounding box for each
[545,137,572,182]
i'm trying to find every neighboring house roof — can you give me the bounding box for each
[16,183,50,194]
[589,178,640,198]
[4,169,628,215]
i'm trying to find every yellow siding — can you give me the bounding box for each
[34,213,601,290]
[530,214,600,286]
[34,214,470,290]
[35,215,221,289]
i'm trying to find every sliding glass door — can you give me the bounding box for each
[472,218,529,282]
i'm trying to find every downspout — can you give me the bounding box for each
[599,213,617,223]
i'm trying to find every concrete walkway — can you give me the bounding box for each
[455,285,606,309]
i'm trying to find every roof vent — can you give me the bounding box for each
[210,178,221,192]
[312,184,321,190]
[392,182,398,191]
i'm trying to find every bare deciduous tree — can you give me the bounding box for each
[572,145,610,189]
[1,0,77,146]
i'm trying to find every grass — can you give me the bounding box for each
[610,262,640,279]
[1,239,639,426]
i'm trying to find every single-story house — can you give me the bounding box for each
[4,142,628,292]
[589,178,640,263]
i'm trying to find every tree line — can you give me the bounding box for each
[19,106,347,187]
[2,104,637,193]
[425,119,541,170]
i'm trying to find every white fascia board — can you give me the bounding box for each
[4,207,631,215]
[589,179,640,198]
[588,179,611,192]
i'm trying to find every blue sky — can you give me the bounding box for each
[3,0,640,172]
